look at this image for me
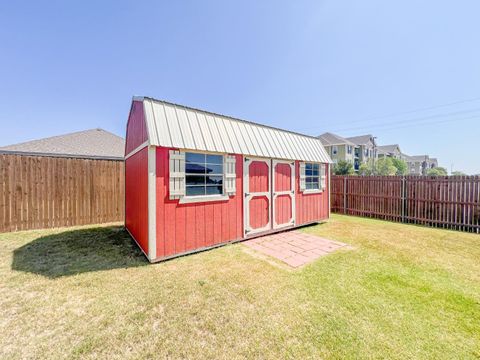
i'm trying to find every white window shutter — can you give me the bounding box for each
[169,150,185,199]
[320,163,326,190]
[299,162,306,192]
[224,155,236,195]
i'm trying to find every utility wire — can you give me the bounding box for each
[341,113,480,135]
[295,95,480,133]
[329,107,480,133]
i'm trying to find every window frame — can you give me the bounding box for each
[303,162,322,193]
[180,151,229,203]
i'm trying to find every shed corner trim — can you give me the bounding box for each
[147,146,157,260]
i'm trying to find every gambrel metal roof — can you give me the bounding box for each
[140,97,332,163]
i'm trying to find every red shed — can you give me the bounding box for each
[125,96,332,262]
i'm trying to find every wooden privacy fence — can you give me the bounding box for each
[331,175,480,233]
[0,154,124,233]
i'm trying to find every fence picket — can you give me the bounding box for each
[0,154,124,233]
[331,175,480,233]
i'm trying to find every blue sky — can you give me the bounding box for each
[1,1,479,173]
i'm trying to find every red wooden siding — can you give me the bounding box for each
[295,162,329,224]
[249,161,269,192]
[248,160,271,230]
[249,196,269,229]
[275,195,292,224]
[274,163,291,192]
[125,147,149,254]
[155,147,243,259]
[125,100,148,155]
[274,162,293,225]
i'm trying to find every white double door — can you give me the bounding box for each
[244,157,295,236]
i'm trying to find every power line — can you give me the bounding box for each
[345,95,480,124]
[295,95,480,133]
[329,107,480,133]
[341,113,480,134]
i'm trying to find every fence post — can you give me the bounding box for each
[401,176,406,223]
[343,176,347,214]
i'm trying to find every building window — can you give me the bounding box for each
[305,163,320,190]
[185,152,223,196]
[347,145,352,154]
[364,148,369,157]
[332,146,338,155]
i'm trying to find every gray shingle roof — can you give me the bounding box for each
[318,132,355,146]
[408,155,429,162]
[377,144,401,153]
[346,134,375,145]
[0,128,125,159]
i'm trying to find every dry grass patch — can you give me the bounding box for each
[1,215,479,359]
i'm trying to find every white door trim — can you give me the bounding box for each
[244,157,272,236]
[272,159,295,229]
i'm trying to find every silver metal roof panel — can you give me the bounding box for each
[141,97,332,163]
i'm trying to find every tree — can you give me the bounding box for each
[333,160,355,175]
[451,171,467,176]
[358,159,375,176]
[358,158,403,176]
[426,167,448,176]
[391,158,408,175]
[375,157,397,176]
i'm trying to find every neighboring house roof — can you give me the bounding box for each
[139,96,332,163]
[318,132,355,146]
[346,134,375,146]
[377,148,388,156]
[0,128,125,160]
[407,155,429,162]
[428,158,439,167]
[377,144,401,154]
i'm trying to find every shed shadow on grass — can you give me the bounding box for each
[11,226,147,278]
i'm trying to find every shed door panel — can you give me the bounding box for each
[245,159,271,235]
[273,161,295,229]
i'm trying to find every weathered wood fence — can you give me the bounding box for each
[0,154,124,233]
[331,175,480,233]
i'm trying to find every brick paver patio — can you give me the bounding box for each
[243,230,348,268]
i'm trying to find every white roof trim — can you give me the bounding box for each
[141,97,332,163]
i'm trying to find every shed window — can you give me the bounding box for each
[185,153,223,196]
[305,163,320,190]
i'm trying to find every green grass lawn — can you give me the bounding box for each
[1,215,479,359]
